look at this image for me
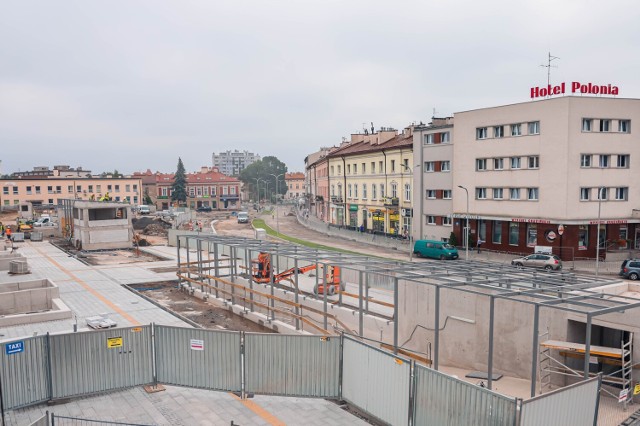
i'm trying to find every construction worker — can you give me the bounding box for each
[257,252,270,278]
[0,222,4,237]
[99,192,111,202]
[6,226,12,241]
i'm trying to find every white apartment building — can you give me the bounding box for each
[452,96,639,259]
[212,150,260,176]
[412,118,454,242]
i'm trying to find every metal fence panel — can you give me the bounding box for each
[49,326,153,399]
[342,336,411,426]
[520,377,600,426]
[0,335,50,409]
[244,333,340,397]
[413,364,517,426]
[154,325,241,391]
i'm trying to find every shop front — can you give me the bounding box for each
[349,204,358,228]
[371,209,385,233]
[389,210,400,236]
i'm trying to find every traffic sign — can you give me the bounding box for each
[5,341,24,355]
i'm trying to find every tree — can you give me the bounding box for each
[171,158,187,205]
[100,169,123,178]
[143,188,153,205]
[238,156,288,202]
[448,231,458,247]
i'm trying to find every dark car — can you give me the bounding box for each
[511,254,562,271]
[620,259,640,280]
[196,206,212,212]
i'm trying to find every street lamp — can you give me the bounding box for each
[254,178,263,205]
[458,185,470,261]
[596,187,605,277]
[269,173,285,235]
[403,164,420,261]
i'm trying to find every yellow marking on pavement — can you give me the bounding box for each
[32,246,140,325]
[230,393,285,425]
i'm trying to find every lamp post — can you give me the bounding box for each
[404,164,420,261]
[596,187,605,277]
[269,173,285,235]
[254,178,263,205]
[458,185,470,261]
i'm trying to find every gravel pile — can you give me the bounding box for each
[143,223,169,236]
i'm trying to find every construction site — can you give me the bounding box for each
[0,203,638,425]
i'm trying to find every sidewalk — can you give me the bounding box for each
[261,205,624,277]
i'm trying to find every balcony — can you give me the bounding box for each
[383,197,399,207]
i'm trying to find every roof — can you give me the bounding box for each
[285,172,305,180]
[327,132,413,159]
[154,171,240,185]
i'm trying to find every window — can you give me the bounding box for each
[600,119,611,132]
[133,184,138,191]
[331,185,335,196]
[107,185,112,192]
[510,188,520,200]
[580,154,592,167]
[363,184,367,199]
[391,183,398,198]
[527,188,539,200]
[362,163,366,174]
[2,187,8,195]
[476,187,487,199]
[115,185,120,192]
[427,215,436,225]
[599,155,610,168]
[527,224,537,247]
[426,190,436,199]
[477,127,488,139]
[125,184,131,192]
[403,159,409,172]
[443,216,452,226]
[443,190,452,199]
[617,155,629,168]
[379,161,383,173]
[337,184,342,197]
[56,186,61,193]
[511,123,522,136]
[354,184,358,198]
[26,186,32,195]
[441,161,451,172]
[493,158,504,170]
[492,220,502,244]
[337,165,342,175]
[372,184,377,200]
[347,165,351,174]
[424,134,434,145]
[578,225,589,250]
[380,184,385,198]
[348,184,352,198]
[619,120,631,133]
[528,121,540,135]
[528,156,539,169]
[597,187,608,200]
[509,222,519,245]
[391,160,396,173]
[67,185,73,193]
[35,186,41,194]
[494,125,504,138]
[493,188,503,199]
[510,157,521,169]
[12,187,18,195]
[330,166,334,176]
[424,161,435,172]
[476,159,487,171]
[404,183,411,201]
[47,186,53,194]
[580,188,590,201]
[441,132,450,143]
[615,187,628,201]
[353,164,357,174]
[582,118,592,132]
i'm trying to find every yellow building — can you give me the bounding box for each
[326,127,414,236]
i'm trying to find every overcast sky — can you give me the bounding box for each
[1,1,638,175]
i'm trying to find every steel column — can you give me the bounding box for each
[488,296,495,390]
[358,270,364,337]
[248,249,254,311]
[394,277,399,355]
[294,258,300,330]
[434,286,440,370]
[530,304,540,398]
[584,314,592,379]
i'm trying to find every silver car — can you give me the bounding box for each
[511,254,562,271]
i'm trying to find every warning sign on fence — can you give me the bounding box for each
[107,337,123,348]
[618,389,629,403]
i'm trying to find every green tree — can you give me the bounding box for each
[143,188,153,205]
[239,156,288,202]
[171,158,187,205]
[100,169,123,178]
[448,231,458,247]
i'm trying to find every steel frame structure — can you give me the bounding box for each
[177,234,640,398]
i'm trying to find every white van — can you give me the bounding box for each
[138,205,151,215]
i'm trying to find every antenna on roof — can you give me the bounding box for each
[432,108,438,119]
[540,52,560,90]
[371,122,374,134]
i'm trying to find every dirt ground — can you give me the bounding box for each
[130,281,274,333]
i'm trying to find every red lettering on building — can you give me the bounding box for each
[531,81,619,99]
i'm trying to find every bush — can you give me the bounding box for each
[448,231,458,247]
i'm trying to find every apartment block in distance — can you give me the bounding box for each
[452,95,640,259]
[212,150,260,176]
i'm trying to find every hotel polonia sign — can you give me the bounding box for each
[530,82,619,99]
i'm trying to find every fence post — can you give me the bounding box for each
[338,333,344,400]
[151,323,158,387]
[46,332,53,403]
[408,359,416,426]
[240,331,246,400]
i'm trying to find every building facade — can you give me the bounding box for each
[0,177,142,211]
[212,150,260,176]
[412,118,455,242]
[155,167,241,210]
[452,96,640,259]
[305,148,332,220]
[284,172,305,200]
[326,127,414,236]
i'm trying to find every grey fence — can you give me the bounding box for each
[49,325,153,399]
[342,336,412,426]
[520,376,601,426]
[154,325,241,392]
[244,333,340,397]
[413,364,518,426]
[0,335,49,409]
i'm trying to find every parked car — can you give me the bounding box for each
[511,254,562,271]
[237,211,249,224]
[413,240,459,260]
[138,205,151,215]
[619,259,640,280]
[196,206,212,212]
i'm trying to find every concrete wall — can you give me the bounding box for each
[0,279,58,314]
[73,201,133,250]
[0,253,26,271]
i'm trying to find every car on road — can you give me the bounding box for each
[237,211,249,224]
[413,240,459,260]
[196,206,212,212]
[511,254,562,271]
[619,259,640,280]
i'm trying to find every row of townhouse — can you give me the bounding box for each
[133,166,241,211]
[0,176,142,209]
[306,94,640,259]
